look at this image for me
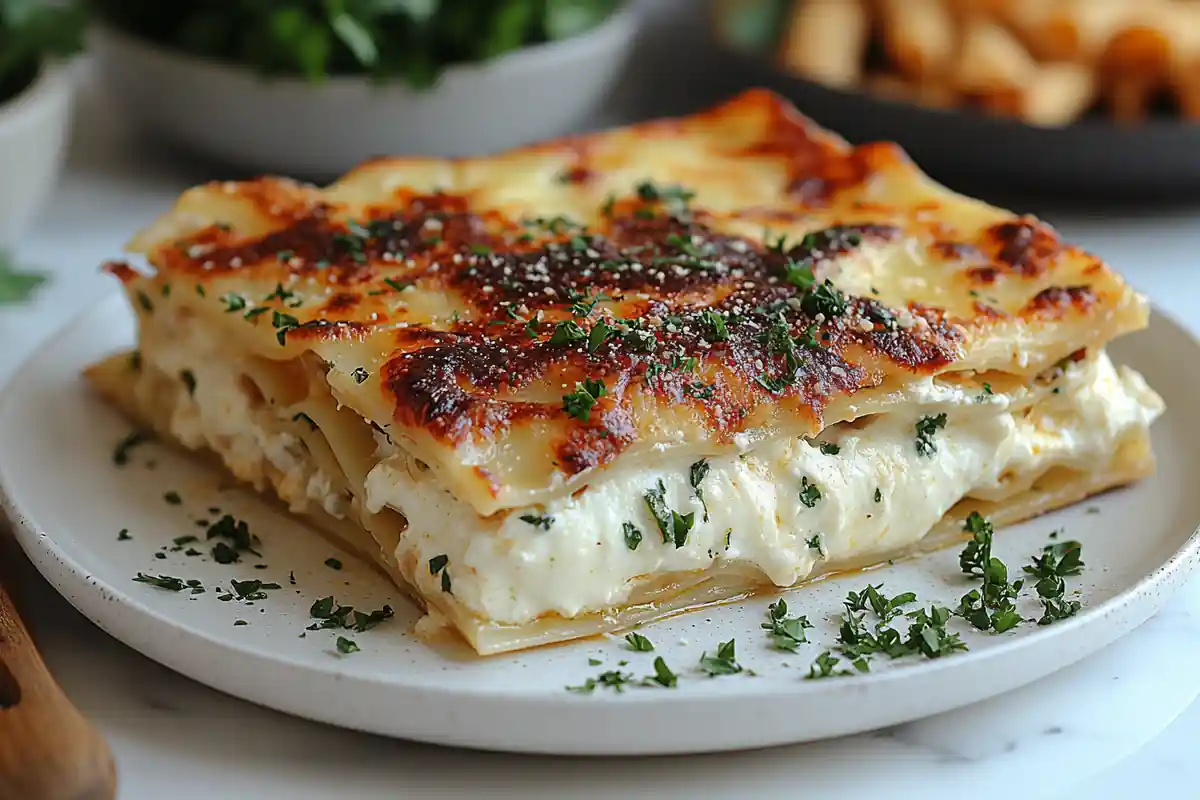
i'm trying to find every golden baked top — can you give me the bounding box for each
[102,89,1148,515]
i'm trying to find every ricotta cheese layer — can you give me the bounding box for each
[139,319,1162,627]
[364,353,1162,625]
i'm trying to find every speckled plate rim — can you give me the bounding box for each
[2,292,1199,756]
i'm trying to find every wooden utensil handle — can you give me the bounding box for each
[0,583,116,800]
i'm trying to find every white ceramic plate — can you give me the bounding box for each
[3,293,1199,756]
[89,6,637,178]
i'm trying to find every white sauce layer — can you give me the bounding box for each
[139,319,1163,628]
[364,353,1163,625]
[143,323,351,519]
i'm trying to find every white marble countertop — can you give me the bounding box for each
[5,56,1200,799]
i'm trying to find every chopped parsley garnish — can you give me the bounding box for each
[587,320,614,354]
[762,599,812,652]
[519,514,554,530]
[117,528,131,541]
[211,542,238,564]
[624,632,654,652]
[172,535,197,546]
[221,293,247,313]
[549,320,587,346]
[634,181,695,216]
[562,378,606,423]
[805,651,847,679]
[569,291,605,317]
[689,459,711,522]
[699,639,742,677]
[702,309,729,341]
[831,584,966,665]
[133,573,185,591]
[163,491,182,505]
[914,414,948,457]
[798,476,821,508]
[622,521,643,551]
[956,513,1024,633]
[336,636,360,655]
[1024,539,1084,625]
[567,670,634,694]
[112,430,152,466]
[755,374,790,394]
[234,620,248,627]
[309,597,392,633]
[820,442,840,455]
[643,480,694,548]
[383,278,412,293]
[905,605,968,658]
[136,290,154,313]
[874,487,882,503]
[230,579,281,600]
[324,558,343,570]
[206,514,259,563]
[265,282,296,303]
[523,312,543,338]
[781,259,847,318]
[352,606,395,633]
[272,310,300,345]
[351,367,369,384]
[179,370,197,396]
[805,535,826,558]
[427,554,453,594]
[310,596,337,619]
[646,657,678,688]
[761,312,803,380]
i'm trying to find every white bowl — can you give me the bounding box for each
[0,65,74,247]
[90,8,639,179]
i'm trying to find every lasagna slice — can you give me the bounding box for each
[85,90,1164,655]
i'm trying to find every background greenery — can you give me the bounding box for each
[0,0,86,103]
[90,0,622,89]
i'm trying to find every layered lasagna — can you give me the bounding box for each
[86,89,1164,655]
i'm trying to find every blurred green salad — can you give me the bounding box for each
[0,0,86,103]
[90,0,624,89]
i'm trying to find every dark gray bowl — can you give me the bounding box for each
[710,37,1200,202]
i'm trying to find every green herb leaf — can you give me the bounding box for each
[762,598,812,652]
[699,638,742,676]
[133,573,185,591]
[622,521,642,551]
[805,650,845,679]
[562,378,606,423]
[336,636,360,655]
[689,459,711,522]
[624,632,654,652]
[798,476,821,508]
[915,414,948,457]
[519,513,554,530]
[646,656,678,688]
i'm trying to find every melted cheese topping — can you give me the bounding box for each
[104,88,1152,517]
[363,353,1162,625]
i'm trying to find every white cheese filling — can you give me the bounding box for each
[143,324,351,520]
[139,320,1163,628]
[364,353,1163,625]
